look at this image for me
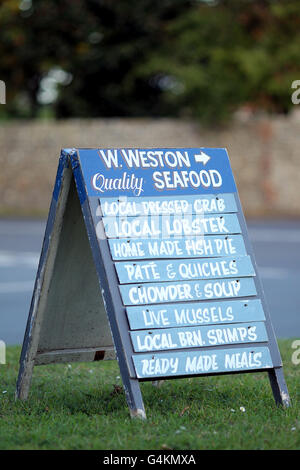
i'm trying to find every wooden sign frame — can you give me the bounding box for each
[16,148,290,419]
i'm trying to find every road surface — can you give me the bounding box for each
[0,218,300,345]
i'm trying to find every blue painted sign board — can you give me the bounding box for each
[102,213,242,238]
[16,147,290,420]
[115,255,255,283]
[119,277,257,305]
[100,193,237,216]
[130,321,268,353]
[108,235,247,260]
[133,346,273,379]
[80,148,237,197]
[126,299,266,330]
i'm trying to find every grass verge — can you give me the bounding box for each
[0,340,299,450]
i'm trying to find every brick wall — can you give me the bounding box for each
[0,112,299,217]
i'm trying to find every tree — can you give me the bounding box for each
[0,0,192,118]
[138,0,300,123]
[0,0,300,122]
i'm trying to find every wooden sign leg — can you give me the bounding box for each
[268,367,290,407]
[124,378,146,419]
[16,354,35,400]
[16,210,65,401]
[75,194,148,419]
[16,155,72,401]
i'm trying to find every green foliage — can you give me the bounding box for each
[140,0,300,122]
[0,0,192,118]
[0,341,300,449]
[0,0,300,122]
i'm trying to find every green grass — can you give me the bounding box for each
[0,340,299,450]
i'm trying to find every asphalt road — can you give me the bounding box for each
[0,218,300,345]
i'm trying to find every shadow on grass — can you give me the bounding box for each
[22,372,278,419]
[7,347,292,421]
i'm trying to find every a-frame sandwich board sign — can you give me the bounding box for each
[16,147,290,419]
